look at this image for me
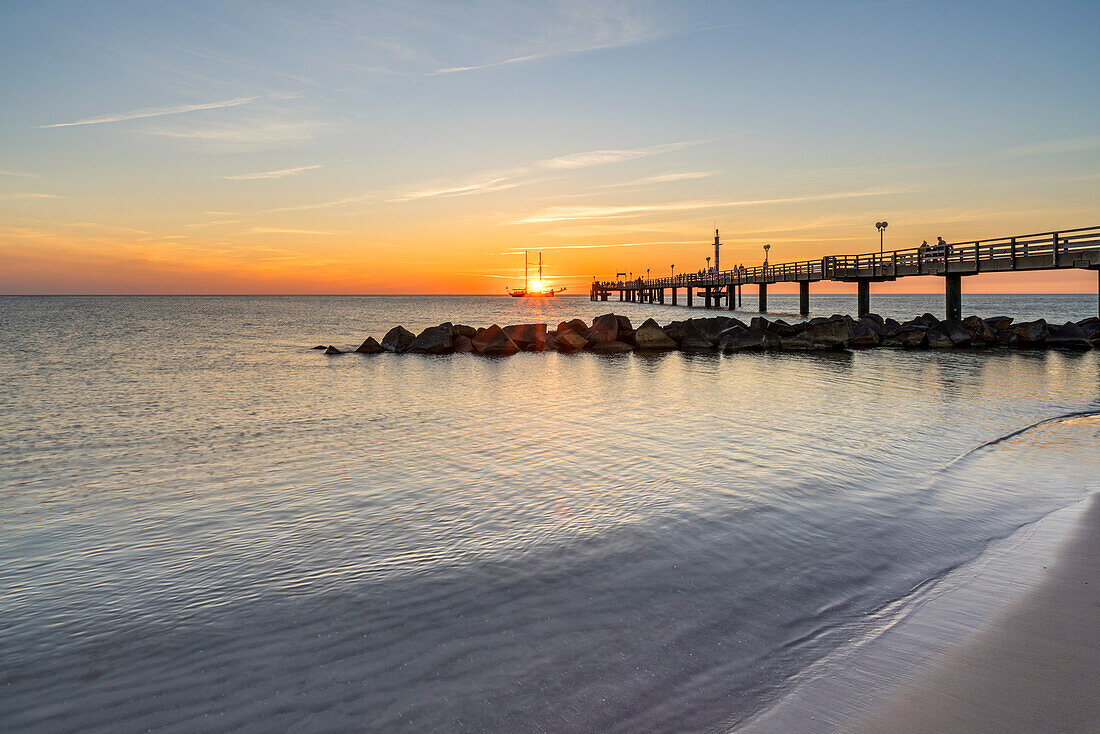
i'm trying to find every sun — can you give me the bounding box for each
[530,279,543,291]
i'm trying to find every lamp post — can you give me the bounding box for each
[670,264,675,280]
[706,256,711,274]
[763,243,771,270]
[876,221,888,257]
[646,268,650,281]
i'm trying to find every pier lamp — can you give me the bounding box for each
[876,221,888,256]
[671,264,675,279]
[763,243,771,269]
[646,268,650,281]
[706,256,711,273]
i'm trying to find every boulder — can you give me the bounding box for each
[884,318,902,332]
[408,323,455,354]
[311,345,327,350]
[718,327,767,352]
[614,315,635,343]
[453,324,478,339]
[662,320,689,345]
[859,316,887,338]
[962,316,996,344]
[1010,319,1048,345]
[780,333,826,350]
[587,340,634,354]
[848,321,880,348]
[587,314,620,343]
[544,333,561,352]
[799,316,854,349]
[862,312,886,327]
[324,345,343,355]
[1076,317,1100,345]
[471,324,520,356]
[557,319,590,339]
[453,334,475,353]
[634,318,677,350]
[1045,322,1092,350]
[883,326,928,348]
[381,325,415,353]
[355,336,385,354]
[556,330,588,353]
[696,316,739,341]
[927,319,971,348]
[678,319,716,350]
[503,323,547,351]
[983,316,1013,332]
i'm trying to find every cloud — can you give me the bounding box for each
[0,169,39,178]
[602,170,717,188]
[1001,135,1100,157]
[146,120,324,145]
[432,4,664,75]
[223,165,322,180]
[538,140,701,169]
[40,96,261,128]
[387,176,522,203]
[0,193,60,200]
[513,189,904,224]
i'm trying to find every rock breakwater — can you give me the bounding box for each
[317,313,1100,356]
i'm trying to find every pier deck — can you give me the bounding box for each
[591,226,1100,319]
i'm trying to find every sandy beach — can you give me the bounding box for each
[852,492,1100,733]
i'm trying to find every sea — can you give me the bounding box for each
[1,294,1098,733]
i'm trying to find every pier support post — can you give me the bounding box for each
[945,273,962,321]
[687,286,693,307]
[727,284,735,311]
[799,281,810,316]
[758,283,767,313]
[738,284,742,307]
[705,287,712,309]
[672,287,678,306]
[857,280,870,318]
[659,288,664,304]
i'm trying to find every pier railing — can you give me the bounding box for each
[597,225,1100,290]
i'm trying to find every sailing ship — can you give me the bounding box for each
[508,251,566,297]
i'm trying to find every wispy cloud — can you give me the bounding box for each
[0,169,39,178]
[514,189,904,224]
[1002,135,1100,157]
[386,176,524,203]
[147,120,324,145]
[435,41,639,74]
[40,95,261,128]
[602,170,717,188]
[538,140,702,169]
[0,193,60,200]
[223,165,322,180]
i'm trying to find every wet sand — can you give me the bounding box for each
[852,493,1100,733]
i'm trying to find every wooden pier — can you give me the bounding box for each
[591,226,1100,319]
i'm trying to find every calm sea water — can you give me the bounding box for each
[1,295,1098,733]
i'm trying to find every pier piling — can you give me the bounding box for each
[857,280,870,318]
[758,283,767,313]
[945,273,962,321]
[799,281,810,316]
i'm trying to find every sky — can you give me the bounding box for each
[1,0,1098,295]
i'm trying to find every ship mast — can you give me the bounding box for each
[524,250,528,291]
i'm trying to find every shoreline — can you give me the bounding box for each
[740,492,1100,733]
